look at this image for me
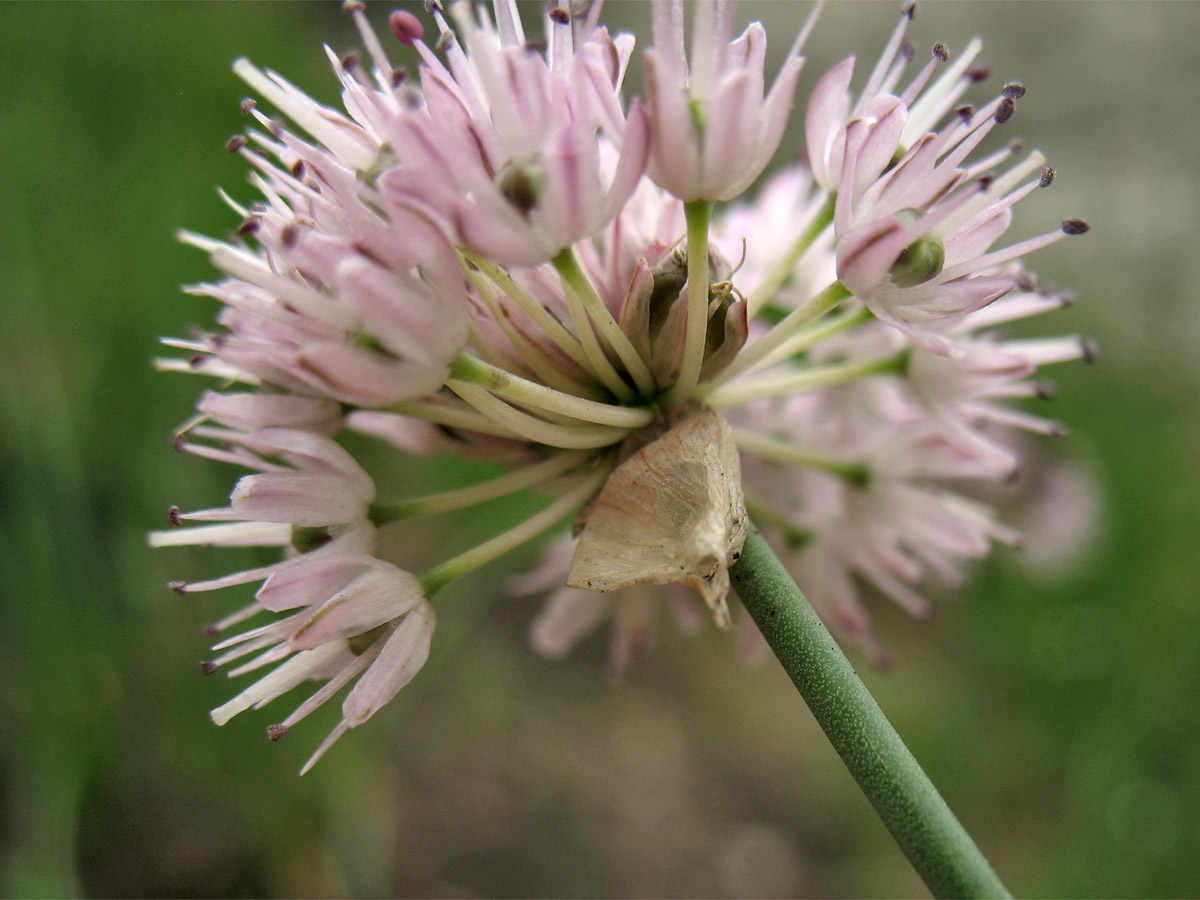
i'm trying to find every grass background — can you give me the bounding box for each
[2,2,1198,897]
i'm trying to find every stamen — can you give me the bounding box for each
[389,9,425,45]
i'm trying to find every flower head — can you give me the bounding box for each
[157,0,1091,769]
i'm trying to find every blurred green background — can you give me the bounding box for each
[2,1,1198,897]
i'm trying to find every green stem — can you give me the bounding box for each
[419,464,611,597]
[709,279,853,389]
[553,249,657,398]
[706,349,909,410]
[370,449,592,524]
[449,353,655,429]
[729,527,1012,900]
[664,199,714,409]
[459,249,594,376]
[733,428,870,487]
[746,193,836,318]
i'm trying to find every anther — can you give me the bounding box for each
[1061,218,1090,235]
[1039,165,1056,188]
[956,105,974,121]
[281,223,299,249]
[967,65,990,83]
[1008,139,1024,153]
[172,433,187,453]
[994,97,1015,124]
[424,0,443,13]
[226,134,247,153]
[1033,382,1055,401]
[932,42,949,62]
[290,160,306,179]
[391,68,409,88]
[169,581,187,595]
[267,724,289,741]
[342,0,366,14]
[239,98,256,116]
[341,51,360,71]
[168,505,182,526]
[1080,337,1098,364]
[203,624,220,637]
[1002,82,1026,99]
[548,6,571,25]
[200,661,218,675]
[976,175,994,192]
[237,216,260,236]
[389,9,425,45]
[901,2,916,21]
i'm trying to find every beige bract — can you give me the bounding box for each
[568,408,748,628]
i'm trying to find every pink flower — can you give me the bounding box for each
[381,1,651,265]
[209,554,435,775]
[644,0,818,201]
[157,1,1093,762]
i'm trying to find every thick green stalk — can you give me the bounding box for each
[730,527,1011,900]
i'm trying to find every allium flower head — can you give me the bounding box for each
[157,0,1091,768]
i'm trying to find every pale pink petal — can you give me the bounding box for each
[342,602,436,726]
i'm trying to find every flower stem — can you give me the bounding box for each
[746,192,836,319]
[733,428,870,487]
[419,465,611,597]
[706,349,909,409]
[709,279,853,388]
[664,199,714,409]
[553,249,657,398]
[370,449,592,524]
[447,381,631,449]
[729,527,1012,900]
[450,353,656,428]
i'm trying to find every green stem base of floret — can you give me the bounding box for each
[663,199,715,410]
[730,526,1012,900]
[417,463,611,597]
